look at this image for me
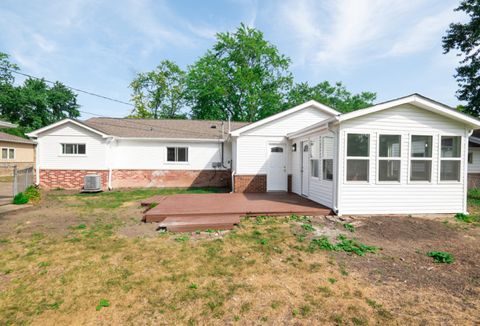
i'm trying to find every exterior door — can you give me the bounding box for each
[267,144,287,191]
[301,141,309,196]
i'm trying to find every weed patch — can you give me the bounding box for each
[455,213,480,224]
[96,299,110,311]
[427,251,454,264]
[344,223,355,232]
[309,235,378,256]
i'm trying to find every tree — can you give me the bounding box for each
[0,52,80,131]
[186,23,293,122]
[286,81,376,113]
[130,60,187,119]
[443,0,480,116]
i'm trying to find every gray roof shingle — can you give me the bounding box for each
[0,131,35,144]
[83,118,250,140]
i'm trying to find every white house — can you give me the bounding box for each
[27,94,480,215]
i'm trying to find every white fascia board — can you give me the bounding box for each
[337,94,480,128]
[230,100,339,136]
[26,118,110,138]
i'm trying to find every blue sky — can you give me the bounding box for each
[0,0,465,119]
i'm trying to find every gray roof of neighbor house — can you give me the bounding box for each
[0,131,35,144]
[83,117,250,140]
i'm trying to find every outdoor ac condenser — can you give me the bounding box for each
[83,174,102,193]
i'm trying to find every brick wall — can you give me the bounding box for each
[234,174,267,193]
[40,169,108,189]
[112,169,230,189]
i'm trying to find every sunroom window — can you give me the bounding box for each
[378,135,401,182]
[409,135,432,181]
[440,136,461,181]
[346,133,369,181]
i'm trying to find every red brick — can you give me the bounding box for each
[233,175,267,193]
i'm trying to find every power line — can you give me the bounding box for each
[3,67,134,107]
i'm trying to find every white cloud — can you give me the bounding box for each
[276,0,459,71]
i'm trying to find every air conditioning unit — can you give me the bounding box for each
[83,174,102,193]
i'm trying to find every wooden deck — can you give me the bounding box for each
[141,192,332,232]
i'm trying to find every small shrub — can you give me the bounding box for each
[95,299,110,311]
[24,185,40,202]
[427,251,454,264]
[344,223,355,232]
[13,192,29,204]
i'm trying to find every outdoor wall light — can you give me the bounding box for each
[292,143,297,152]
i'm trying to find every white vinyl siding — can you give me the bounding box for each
[337,104,467,215]
[291,129,335,208]
[36,122,107,170]
[468,147,480,173]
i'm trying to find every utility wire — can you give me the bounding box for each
[3,67,134,107]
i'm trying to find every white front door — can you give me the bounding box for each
[267,144,287,191]
[301,141,309,196]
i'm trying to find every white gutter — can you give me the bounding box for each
[112,137,225,142]
[105,137,115,190]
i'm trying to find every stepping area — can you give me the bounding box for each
[141,192,332,232]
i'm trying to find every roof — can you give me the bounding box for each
[0,120,17,128]
[27,117,250,140]
[335,93,480,128]
[0,131,35,144]
[230,100,340,136]
[84,118,248,140]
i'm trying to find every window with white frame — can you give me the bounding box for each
[322,136,333,180]
[61,143,86,155]
[346,133,370,181]
[468,151,473,164]
[1,148,14,160]
[167,147,188,162]
[440,136,461,181]
[310,138,320,178]
[410,135,432,181]
[378,135,401,182]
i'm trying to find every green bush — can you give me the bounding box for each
[427,251,454,264]
[13,192,29,205]
[24,185,40,202]
[455,213,480,223]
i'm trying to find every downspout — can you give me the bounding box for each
[328,121,339,215]
[34,140,40,185]
[464,129,474,214]
[106,137,115,190]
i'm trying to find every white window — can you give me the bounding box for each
[322,136,333,181]
[346,133,370,182]
[410,135,432,182]
[440,136,461,182]
[1,148,14,160]
[310,138,319,178]
[468,151,473,164]
[378,135,401,182]
[62,143,86,155]
[167,147,188,162]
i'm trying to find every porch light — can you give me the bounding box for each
[292,143,297,152]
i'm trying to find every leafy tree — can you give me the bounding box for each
[442,0,480,116]
[130,60,187,119]
[286,81,376,113]
[0,52,80,131]
[186,23,293,122]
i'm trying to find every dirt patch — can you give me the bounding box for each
[334,215,480,296]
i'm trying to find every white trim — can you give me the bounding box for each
[230,100,339,136]
[1,147,15,160]
[337,94,480,128]
[27,118,110,138]
[438,134,462,184]
[344,132,371,184]
[408,133,434,184]
[165,146,189,164]
[115,137,225,142]
[376,133,402,184]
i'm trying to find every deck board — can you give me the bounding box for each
[142,192,332,231]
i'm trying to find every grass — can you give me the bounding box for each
[47,187,225,209]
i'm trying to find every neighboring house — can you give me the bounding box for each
[467,130,480,188]
[0,131,36,176]
[27,94,480,215]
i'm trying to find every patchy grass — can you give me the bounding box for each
[47,187,225,209]
[0,189,478,325]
